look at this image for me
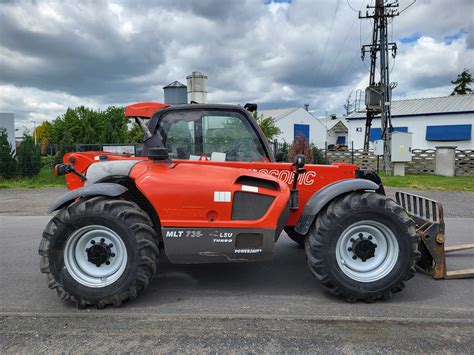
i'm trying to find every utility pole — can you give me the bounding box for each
[343,92,354,116]
[359,0,398,174]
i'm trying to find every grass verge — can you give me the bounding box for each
[0,166,65,189]
[0,167,473,192]
[380,174,474,192]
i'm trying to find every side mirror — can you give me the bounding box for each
[292,154,306,170]
[244,103,257,112]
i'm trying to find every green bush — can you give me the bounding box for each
[311,144,325,164]
[0,128,17,179]
[279,142,289,162]
[41,155,55,168]
[16,134,41,177]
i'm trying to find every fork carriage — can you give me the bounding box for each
[395,191,474,279]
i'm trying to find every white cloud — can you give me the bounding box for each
[0,0,472,124]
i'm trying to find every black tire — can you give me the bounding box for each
[306,192,419,302]
[39,197,159,309]
[284,227,306,247]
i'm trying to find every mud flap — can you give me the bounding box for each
[395,191,474,279]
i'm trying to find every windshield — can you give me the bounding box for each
[156,110,266,162]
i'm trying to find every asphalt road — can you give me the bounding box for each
[1,187,473,217]
[1,215,473,352]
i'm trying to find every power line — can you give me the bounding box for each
[340,10,373,80]
[329,0,366,75]
[346,0,358,12]
[399,0,416,14]
[318,0,341,71]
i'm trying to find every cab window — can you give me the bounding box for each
[157,110,266,162]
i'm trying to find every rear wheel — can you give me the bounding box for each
[39,197,159,308]
[306,192,419,302]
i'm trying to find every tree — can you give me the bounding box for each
[16,133,42,177]
[311,143,325,164]
[0,128,17,179]
[49,106,129,147]
[253,112,282,140]
[103,106,128,143]
[126,122,145,143]
[34,121,53,145]
[288,135,314,163]
[450,69,473,95]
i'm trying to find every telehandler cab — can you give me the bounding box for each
[39,101,473,309]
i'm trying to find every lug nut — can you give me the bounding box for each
[100,238,105,243]
[105,261,110,265]
[348,247,352,252]
[111,253,115,257]
[374,244,377,248]
[90,240,95,244]
[352,255,357,260]
[109,243,113,248]
[350,238,355,242]
[368,235,373,240]
[362,259,366,262]
[358,233,363,238]
[86,248,90,252]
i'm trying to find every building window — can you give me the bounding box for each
[425,124,472,141]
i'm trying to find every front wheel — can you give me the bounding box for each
[39,197,159,308]
[306,192,419,302]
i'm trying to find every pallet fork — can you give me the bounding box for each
[395,192,474,279]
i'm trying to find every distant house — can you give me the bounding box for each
[0,112,15,152]
[258,107,326,146]
[313,116,350,149]
[347,95,474,149]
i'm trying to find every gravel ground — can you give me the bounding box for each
[0,186,473,217]
[2,315,472,353]
[0,188,66,216]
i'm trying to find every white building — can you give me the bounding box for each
[0,113,15,152]
[258,107,328,146]
[313,116,350,149]
[347,95,474,150]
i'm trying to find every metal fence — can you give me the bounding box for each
[2,142,473,179]
[270,139,474,176]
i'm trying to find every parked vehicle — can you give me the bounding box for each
[39,102,471,309]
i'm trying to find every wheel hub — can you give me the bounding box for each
[86,238,115,267]
[336,220,399,283]
[352,238,377,261]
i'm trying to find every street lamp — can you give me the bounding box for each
[31,120,37,146]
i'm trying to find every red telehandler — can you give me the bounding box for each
[39,102,473,308]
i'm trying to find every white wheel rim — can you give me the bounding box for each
[335,220,399,283]
[64,225,128,288]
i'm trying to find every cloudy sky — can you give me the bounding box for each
[0,0,473,129]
